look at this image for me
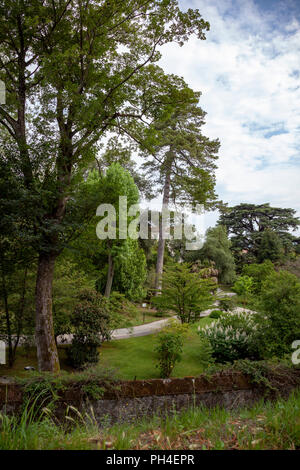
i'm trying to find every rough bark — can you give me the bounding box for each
[35,252,60,372]
[12,267,28,361]
[1,270,13,367]
[155,166,171,293]
[105,252,115,298]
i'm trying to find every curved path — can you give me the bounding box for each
[12,290,254,347]
[57,292,256,344]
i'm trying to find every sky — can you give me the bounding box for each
[157,0,300,231]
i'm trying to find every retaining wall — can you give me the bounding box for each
[1,369,299,426]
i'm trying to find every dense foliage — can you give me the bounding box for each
[256,270,300,357]
[152,263,214,323]
[67,290,111,369]
[198,311,261,363]
[219,203,299,267]
[200,226,236,284]
[154,321,188,378]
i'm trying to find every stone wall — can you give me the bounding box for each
[1,369,299,426]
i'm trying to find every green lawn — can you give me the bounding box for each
[122,306,172,327]
[0,317,213,380]
[99,317,213,380]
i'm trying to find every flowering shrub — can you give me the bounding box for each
[198,311,261,363]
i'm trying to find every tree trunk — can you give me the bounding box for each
[155,168,171,293]
[12,266,28,362]
[1,269,13,367]
[35,252,60,372]
[105,253,115,298]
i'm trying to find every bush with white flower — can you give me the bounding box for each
[198,311,261,363]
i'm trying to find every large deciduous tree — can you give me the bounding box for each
[0,0,210,371]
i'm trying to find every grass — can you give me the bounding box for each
[94,317,213,380]
[0,346,72,378]
[1,389,299,450]
[0,317,213,380]
[122,306,172,327]
[104,389,300,450]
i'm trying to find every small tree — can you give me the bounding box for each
[67,290,111,369]
[152,263,214,323]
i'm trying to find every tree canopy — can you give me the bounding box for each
[219,203,300,265]
[0,0,210,371]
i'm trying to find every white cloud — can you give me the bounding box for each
[157,0,300,229]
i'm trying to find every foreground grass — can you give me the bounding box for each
[1,390,299,450]
[0,317,213,380]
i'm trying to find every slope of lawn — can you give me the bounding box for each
[99,317,213,380]
[0,317,213,380]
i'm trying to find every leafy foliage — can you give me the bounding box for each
[200,225,236,284]
[0,0,210,371]
[232,275,254,305]
[67,290,111,369]
[198,311,261,363]
[242,260,275,294]
[219,203,300,266]
[218,297,235,311]
[110,239,147,301]
[256,270,300,357]
[152,263,214,323]
[209,310,223,319]
[154,320,188,378]
[257,230,284,263]
[52,258,94,341]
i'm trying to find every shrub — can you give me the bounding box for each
[257,270,300,357]
[242,260,275,294]
[67,289,111,369]
[154,320,188,378]
[218,297,235,311]
[107,292,138,329]
[209,310,223,319]
[198,311,261,363]
[152,263,214,323]
[232,275,254,305]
